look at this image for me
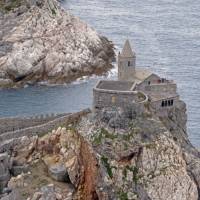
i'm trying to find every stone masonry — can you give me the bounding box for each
[93,40,179,117]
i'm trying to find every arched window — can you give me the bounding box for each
[164,101,167,107]
[128,61,131,66]
[168,100,171,106]
[171,99,174,106]
[161,101,165,107]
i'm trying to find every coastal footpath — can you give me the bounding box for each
[0,0,114,88]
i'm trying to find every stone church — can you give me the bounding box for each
[93,40,179,117]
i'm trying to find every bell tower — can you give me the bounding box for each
[118,40,136,81]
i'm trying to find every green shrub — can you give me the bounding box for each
[1,0,23,12]
[126,166,139,184]
[51,8,56,15]
[117,189,128,200]
[92,128,117,145]
[101,155,113,178]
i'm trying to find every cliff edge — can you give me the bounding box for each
[1,100,200,199]
[0,0,114,88]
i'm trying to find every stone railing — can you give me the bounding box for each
[0,113,67,134]
[0,109,91,152]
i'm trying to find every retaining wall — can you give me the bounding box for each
[0,113,67,134]
[0,109,91,145]
[150,96,180,117]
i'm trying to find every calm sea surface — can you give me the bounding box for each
[0,0,200,146]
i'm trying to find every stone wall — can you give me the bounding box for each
[118,55,136,82]
[93,85,148,119]
[150,96,180,117]
[0,109,91,152]
[0,113,67,134]
[144,83,177,94]
[93,87,147,110]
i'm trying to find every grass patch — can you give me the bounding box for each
[92,128,117,145]
[126,166,139,184]
[101,127,117,140]
[122,167,127,181]
[122,132,134,141]
[145,143,157,149]
[101,155,113,178]
[117,189,128,200]
[101,155,116,178]
[22,191,29,198]
[0,0,23,12]
[51,8,56,15]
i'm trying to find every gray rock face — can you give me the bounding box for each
[48,163,68,182]
[0,189,21,200]
[40,184,57,200]
[1,102,200,199]
[77,102,200,200]
[10,165,29,177]
[0,0,114,88]
[0,153,10,193]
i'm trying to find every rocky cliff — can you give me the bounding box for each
[1,101,200,199]
[0,0,114,88]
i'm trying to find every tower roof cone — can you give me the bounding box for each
[121,40,135,57]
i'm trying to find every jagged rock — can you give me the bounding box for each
[31,191,42,200]
[1,102,200,199]
[30,186,63,200]
[39,184,57,200]
[43,154,68,182]
[64,151,80,187]
[7,174,24,189]
[0,0,114,88]
[48,163,68,182]
[0,153,10,193]
[10,164,29,176]
[0,189,21,200]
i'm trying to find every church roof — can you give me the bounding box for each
[121,40,135,57]
[134,69,153,82]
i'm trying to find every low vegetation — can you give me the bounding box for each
[92,127,117,145]
[101,155,117,178]
[117,189,128,200]
[0,0,24,12]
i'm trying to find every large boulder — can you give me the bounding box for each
[48,163,68,182]
[43,155,68,182]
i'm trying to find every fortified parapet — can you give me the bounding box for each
[93,80,148,118]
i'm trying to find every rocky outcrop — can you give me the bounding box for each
[0,0,114,88]
[1,103,200,199]
[0,153,10,194]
